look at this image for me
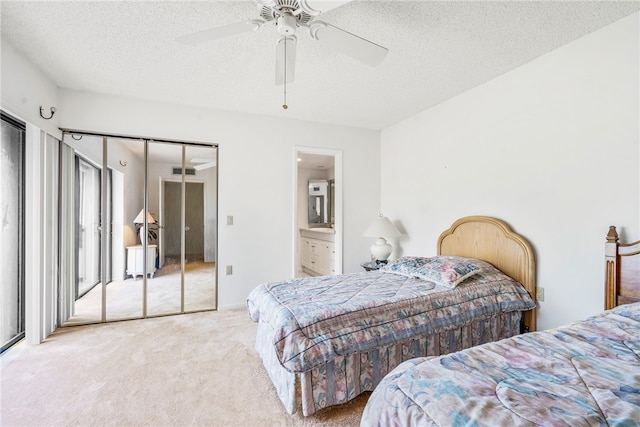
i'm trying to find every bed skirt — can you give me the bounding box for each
[255,310,524,416]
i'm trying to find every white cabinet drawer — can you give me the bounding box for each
[301,237,334,277]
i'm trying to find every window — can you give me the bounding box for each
[1,112,26,353]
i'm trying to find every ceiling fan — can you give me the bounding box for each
[176,0,388,86]
[191,158,217,171]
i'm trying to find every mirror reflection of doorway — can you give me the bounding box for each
[149,178,215,316]
[164,182,204,263]
[59,133,217,326]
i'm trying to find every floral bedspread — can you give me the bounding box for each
[361,302,640,427]
[246,267,535,373]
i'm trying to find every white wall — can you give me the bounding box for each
[1,38,61,139]
[57,90,380,309]
[381,13,640,330]
[1,37,63,344]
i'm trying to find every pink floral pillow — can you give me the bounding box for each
[379,256,431,277]
[412,256,484,288]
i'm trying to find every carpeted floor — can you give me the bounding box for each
[0,309,368,426]
[66,260,217,325]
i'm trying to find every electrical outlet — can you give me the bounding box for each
[225,265,233,275]
[536,287,544,302]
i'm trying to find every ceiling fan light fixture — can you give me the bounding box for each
[277,14,297,35]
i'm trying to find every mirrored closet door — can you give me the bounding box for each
[59,132,217,326]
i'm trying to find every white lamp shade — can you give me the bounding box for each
[134,209,155,224]
[363,216,401,238]
[134,210,155,244]
[364,216,402,262]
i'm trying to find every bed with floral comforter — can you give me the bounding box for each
[247,256,536,415]
[361,302,640,426]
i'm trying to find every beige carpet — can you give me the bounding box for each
[67,260,217,325]
[1,309,368,426]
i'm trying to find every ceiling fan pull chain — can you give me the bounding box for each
[283,35,288,110]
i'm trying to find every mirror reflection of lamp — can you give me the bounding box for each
[134,209,155,244]
[363,214,402,264]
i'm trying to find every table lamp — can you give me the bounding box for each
[363,214,402,263]
[134,209,155,244]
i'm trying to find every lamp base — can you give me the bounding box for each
[370,237,392,263]
[139,227,146,245]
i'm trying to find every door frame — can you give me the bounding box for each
[158,178,207,268]
[293,147,343,277]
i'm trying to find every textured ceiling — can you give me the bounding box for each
[2,1,639,130]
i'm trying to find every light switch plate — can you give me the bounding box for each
[227,215,233,225]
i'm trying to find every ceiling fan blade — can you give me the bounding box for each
[176,20,264,45]
[193,161,217,171]
[309,21,388,67]
[191,157,216,170]
[299,0,353,15]
[275,35,297,86]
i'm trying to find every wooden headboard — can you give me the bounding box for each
[438,216,537,332]
[605,226,640,309]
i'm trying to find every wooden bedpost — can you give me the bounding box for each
[604,226,619,310]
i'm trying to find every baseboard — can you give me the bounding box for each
[217,303,247,311]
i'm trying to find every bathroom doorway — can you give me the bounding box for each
[294,147,343,278]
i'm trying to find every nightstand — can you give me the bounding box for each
[360,261,387,271]
[126,245,157,279]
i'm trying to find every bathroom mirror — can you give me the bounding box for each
[308,179,332,228]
